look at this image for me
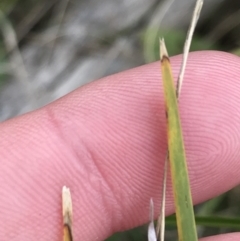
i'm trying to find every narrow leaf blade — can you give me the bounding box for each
[160,39,198,241]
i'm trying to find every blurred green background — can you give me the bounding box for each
[0,0,240,240]
[0,0,240,120]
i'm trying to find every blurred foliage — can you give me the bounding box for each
[0,0,48,85]
[232,48,240,56]
[0,40,8,86]
[0,10,9,85]
[0,0,18,13]
[106,224,148,241]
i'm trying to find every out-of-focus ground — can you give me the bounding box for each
[0,0,240,240]
[0,0,239,121]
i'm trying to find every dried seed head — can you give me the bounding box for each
[62,186,73,241]
[148,199,157,241]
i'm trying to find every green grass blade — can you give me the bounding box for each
[166,215,240,230]
[159,39,198,241]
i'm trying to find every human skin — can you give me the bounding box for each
[0,51,240,241]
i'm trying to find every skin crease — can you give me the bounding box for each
[0,51,240,241]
